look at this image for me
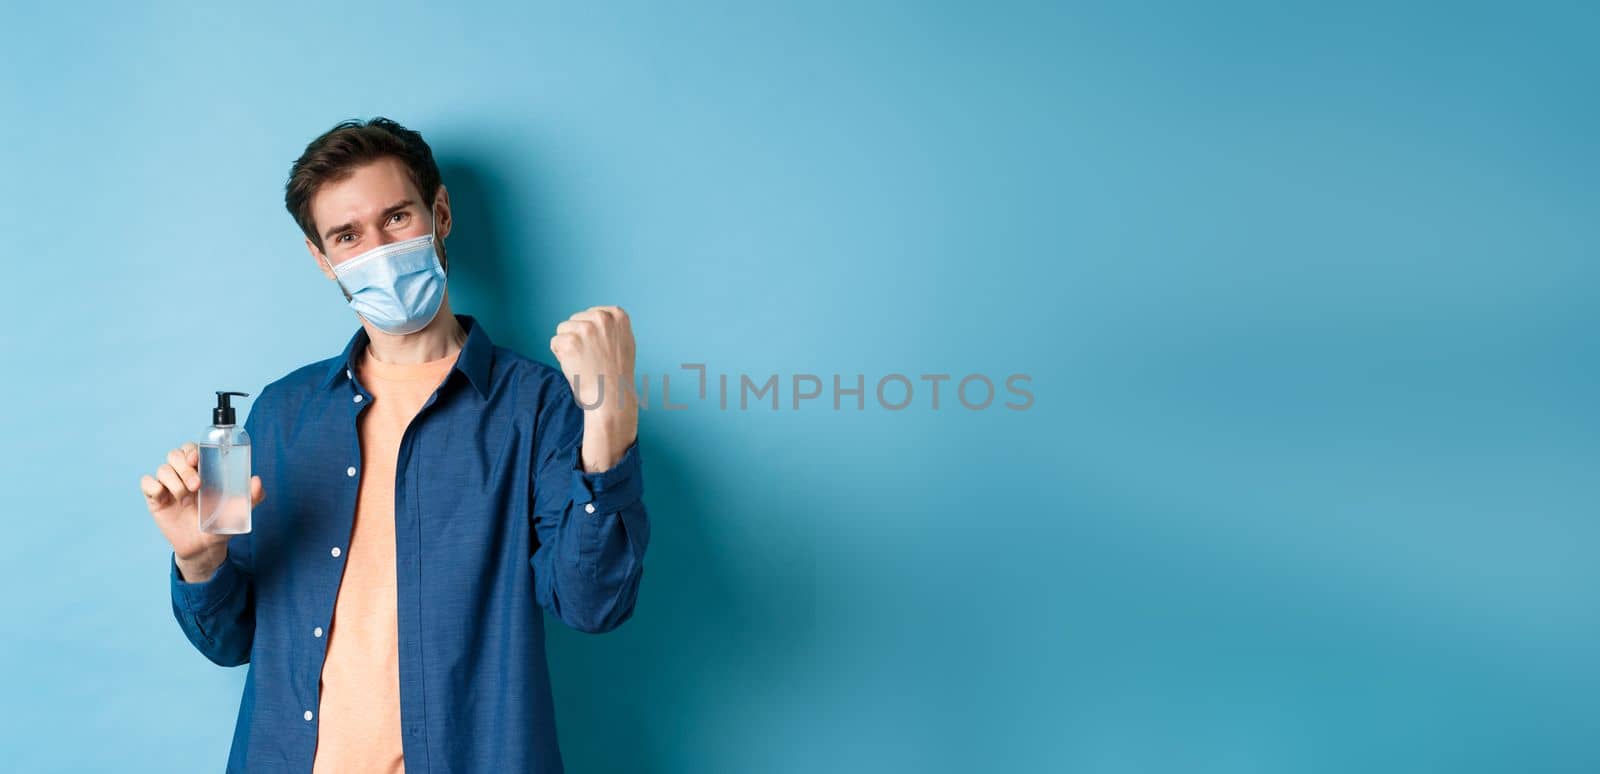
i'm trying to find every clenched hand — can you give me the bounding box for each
[550,305,638,472]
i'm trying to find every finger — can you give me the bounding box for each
[156,464,190,503]
[555,320,595,337]
[250,475,265,507]
[141,474,172,508]
[550,333,579,357]
[181,441,199,467]
[166,448,200,491]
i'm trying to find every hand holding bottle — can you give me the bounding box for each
[141,441,264,582]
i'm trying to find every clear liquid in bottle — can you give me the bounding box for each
[198,391,252,534]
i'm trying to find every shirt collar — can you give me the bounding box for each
[320,313,494,398]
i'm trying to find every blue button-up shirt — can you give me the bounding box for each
[168,313,650,773]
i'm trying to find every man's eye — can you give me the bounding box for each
[390,212,409,224]
[337,233,354,244]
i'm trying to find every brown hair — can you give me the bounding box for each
[284,117,442,252]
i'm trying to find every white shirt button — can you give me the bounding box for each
[304,710,314,721]
[331,546,342,558]
[353,394,363,403]
[584,503,596,514]
[313,626,324,638]
[346,466,357,477]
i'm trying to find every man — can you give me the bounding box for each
[139,117,649,773]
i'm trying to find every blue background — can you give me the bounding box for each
[2,2,1595,772]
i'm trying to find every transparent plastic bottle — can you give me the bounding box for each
[198,390,252,534]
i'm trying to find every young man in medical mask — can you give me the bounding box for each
[139,117,649,773]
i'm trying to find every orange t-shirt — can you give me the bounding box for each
[311,343,459,774]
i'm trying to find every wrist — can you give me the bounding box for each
[175,546,227,582]
[581,412,637,473]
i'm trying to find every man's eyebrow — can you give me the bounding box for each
[320,199,418,242]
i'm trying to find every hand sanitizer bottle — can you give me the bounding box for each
[199,390,252,534]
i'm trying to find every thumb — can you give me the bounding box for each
[250,475,265,507]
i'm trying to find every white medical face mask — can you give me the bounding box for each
[321,218,447,335]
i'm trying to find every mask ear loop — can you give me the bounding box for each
[431,209,447,277]
[317,249,354,303]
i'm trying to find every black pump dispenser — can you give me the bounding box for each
[213,391,250,426]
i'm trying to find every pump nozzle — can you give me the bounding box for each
[214,390,250,426]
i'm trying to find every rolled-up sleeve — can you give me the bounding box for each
[170,544,256,666]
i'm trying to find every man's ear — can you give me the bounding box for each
[307,237,336,281]
[433,184,452,240]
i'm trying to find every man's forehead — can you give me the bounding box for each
[311,158,420,221]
